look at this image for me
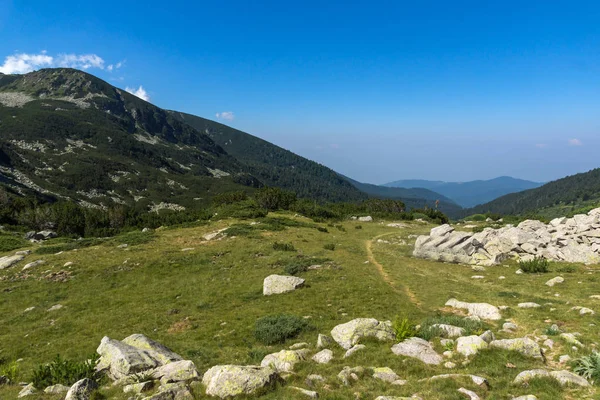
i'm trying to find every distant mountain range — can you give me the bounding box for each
[384,176,543,208]
[464,169,600,219]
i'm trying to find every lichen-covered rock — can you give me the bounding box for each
[549,370,590,387]
[289,386,319,398]
[489,338,543,359]
[458,387,480,400]
[391,337,443,365]
[445,299,502,320]
[96,336,161,379]
[312,349,333,364]
[337,366,365,386]
[343,344,366,358]
[513,369,549,384]
[330,318,395,349]
[65,378,98,400]
[263,275,305,295]
[560,332,584,347]
[457,335,488,357]
[372,367,406,385]
[513,396,538,400]
[153,360,199,383]
[427,374,488,387]
[44,384,70,394]
[518,302,541,308]
[202,365,278,398]
[123,381,153,394]
[260,349,308,372]
[122,334,183,365]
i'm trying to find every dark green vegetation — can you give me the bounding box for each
[30,354,98,389]
[254,314,311,345]
[170,111,366,203]
[385,176,543,208]
[518,257,550,273]
[465,169,600,219]
[574,352,600,383]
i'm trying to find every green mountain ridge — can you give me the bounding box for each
[464,168,600,218]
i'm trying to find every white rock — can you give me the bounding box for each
[344,344,366,358]
[312,349,333,364]
[391,337,443,365]
[518,302,541,308]
[456,335,488,357]
[545,276,564,287]
[65,378,98,400]
[445,298,502,320]
[458,387,480,400]
[202,365,278,398]
[330,318,395,350]
[263,275,305,295]
[260,349,308,372]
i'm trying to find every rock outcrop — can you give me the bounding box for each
[414,209,600,265]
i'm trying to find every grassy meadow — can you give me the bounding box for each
[1,214,599,399]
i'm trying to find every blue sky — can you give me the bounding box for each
[1,1,599,184]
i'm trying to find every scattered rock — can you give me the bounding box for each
[0,254,25,270]
[317,334,333,349]
[290,342,309,350]
[458,387,480,400]
[391,337,443,365]
[123,381,153,394]
[18,383,36,398]
[489,338,544,359]
[560,333,583,348]
[330,318,395,350]
[344,344,366,358]
[457,335,488,357]
[445,299,502,320]
[545,277,564,287]
[372,367,406,385]
[358,216,373,222]
[289,386,319,399]
[427,374,488,387]
[44,384,70,394]
[260,349,308,372]
[202,365,278,398]
[47,304,63,311]
[513,396,537,400]
[65,378,98,400]
[479,330,496,343]
[153,360,198,384]
[502,322,518,332]
[22,259,45,271]
[513,369,589,386]
[433,324,465,338]
[312,349,333,364]
[337,366,364,386]
[263,275,305,295]
[518,302,540,309]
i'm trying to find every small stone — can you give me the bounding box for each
[503,322,518,331]
[312,349,333,364]
[545,276,564,287]
[457,335,488,357]
[18,383,36,398]
[123,381,153,394]
[372,367,401,383]
[444,362,456,369]
[317,334,333,349]
[559,355,571,364]
[289,386,319,399]
[44,384,70,394]
[518,302,541,308]
[344,344,366,358]
[65,378,98,400]
[290,342,309,350]
[47,304,63,312]
[458,387,480,400]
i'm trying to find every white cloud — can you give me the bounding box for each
[0,51,107,74]
[568,138,582,146]
[215,111,235,121]
[535,143,548,148]
[56,54,104,70]
[125,85,150,101]
[0,52,53,74]
[107,65,113,71]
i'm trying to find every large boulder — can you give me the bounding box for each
[202,365,278,398]
[445,299,501,320]
[263,275,305,295]
[122,334,183,364]
[152,360,199,384]
[330,318,395,349]
[391,337,443,365]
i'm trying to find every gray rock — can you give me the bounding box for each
[263,275,305,295]
[202,365,278,398]
[372,367,405,385]
[489,338,543,359]
[123,381,153,394]
[18,383,36,398]
[560,333,583,348]
[458,387,480,400]
[330,318,395,349]
[33,230,57,241]
[289,386,319,398]
[260,349,308,372]
[337,366,364,385]
[513,396,538,400]
[312,349,333,364]
[44,384,70,394]
[549,370,590,387]
[0,254,25,270]
[479,330,496,343]
[391,337,443,365]
[358,216,373,222]
[431,224,455,237]
[65,378,98,400]
[22,259,45,271]
[316,334,333,349]
[95,336,161,379]
[518,302,540,308]
[427,374,488,387]
[445,299,502,320]
[433,324,466,338]
[343,344,365,358]
[545,276,564,287]
[513,369,549,384]
[456,335,488,357]
[152,360,198,384]
[122,334,183,365]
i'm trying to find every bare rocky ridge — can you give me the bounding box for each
[413,208,600,266]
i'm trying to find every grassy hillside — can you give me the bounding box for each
[465,169,600,219]
[385,177,543,208]
[1,214,598,399]
[170,111,367,203]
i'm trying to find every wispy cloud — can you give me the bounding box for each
[125,85,150,101]
[535,143,548,148]
[568,138,582,146]
[216,111,235,121]
[0,51,109,74]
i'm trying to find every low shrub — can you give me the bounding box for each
[317,227,328,233]
[323,243,335,251]
[0,234,27,253]
[355,225,362,229]
[417,314,485,340]
[30,354,98,389]
[545,325,561,336]
[224,224,257,237]
[254,314,310,345]
[273,242,296,252]
[519,257,550,273]
[573,352,600,383]
[392,316,417,341]
[0,359,19,382]
[283,257,331,275]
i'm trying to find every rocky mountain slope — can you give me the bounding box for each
[169,111,367,203]
[0,68,259,211]
[385,176,543,208]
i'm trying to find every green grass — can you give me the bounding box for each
[1,212,599,399]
